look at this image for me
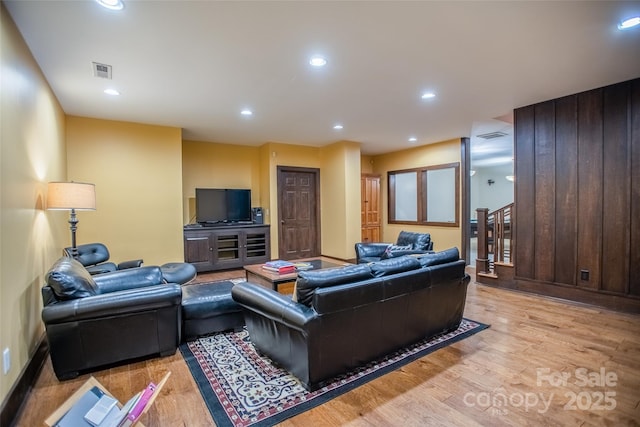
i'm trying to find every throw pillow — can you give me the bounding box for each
[381,244,420,260]
[46,256,99,300]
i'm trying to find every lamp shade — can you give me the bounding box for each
[47,182,96,210]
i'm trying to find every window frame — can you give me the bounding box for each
[387,162,460,227]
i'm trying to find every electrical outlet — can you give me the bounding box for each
[3,348,10,374]
[580,270,589,281]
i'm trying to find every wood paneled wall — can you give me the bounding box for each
[514,78,640,313]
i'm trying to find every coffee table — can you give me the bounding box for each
[243,256,350,293]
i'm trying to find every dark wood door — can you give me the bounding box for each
[277,166,320,260]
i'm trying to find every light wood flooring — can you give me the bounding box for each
[14,269,640,426]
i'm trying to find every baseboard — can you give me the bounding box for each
[0,335,48,427]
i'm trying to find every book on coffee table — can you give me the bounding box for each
[293,262,313,271]
[262,260,295,274]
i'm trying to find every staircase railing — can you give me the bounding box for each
[476,203,514,275]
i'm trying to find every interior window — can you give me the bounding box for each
[388,162,459,227]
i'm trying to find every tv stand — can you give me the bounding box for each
[183,224,270,272]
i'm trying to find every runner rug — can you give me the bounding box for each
[180,318,489,427]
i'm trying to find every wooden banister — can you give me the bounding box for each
[476,208,490,273]
[476,203,514,274]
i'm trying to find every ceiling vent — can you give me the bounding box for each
[476,131,508,140]
[92,62,112,79]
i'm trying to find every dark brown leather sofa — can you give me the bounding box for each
[232,248,469,391]
[354,230,434,263]
[42,257,182,380]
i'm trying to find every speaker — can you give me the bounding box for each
[252,207,264,224]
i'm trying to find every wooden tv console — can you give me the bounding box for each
[183,224,270,272]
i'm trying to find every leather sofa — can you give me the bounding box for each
[232,248,469,391]
[355,230,434,263]
[42,256,182,380]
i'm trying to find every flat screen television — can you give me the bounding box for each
[195,188,252,224]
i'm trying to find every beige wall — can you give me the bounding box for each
[182,140,261,224]
[360,155,374,174]
[371,138,463,252]
[260,142,322,257]
[182,140,363,260]
[66,117,184,265]
[0,5,68,402]
[320,141,362,259]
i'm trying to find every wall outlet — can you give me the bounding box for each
[3,348,10,374]
[580,270,589,281]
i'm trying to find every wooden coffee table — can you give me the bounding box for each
[243,256,350,293]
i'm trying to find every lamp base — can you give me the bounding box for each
[68,208,79,258]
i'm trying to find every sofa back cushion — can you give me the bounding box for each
[416,247,460,267]
[46,256,99,300]
[369,256,421,277]
[396,231,431,250]
[295,264,373,307]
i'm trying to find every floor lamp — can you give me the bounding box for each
[47,182,96,258]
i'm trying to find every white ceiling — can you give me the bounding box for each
[4,1,640,157]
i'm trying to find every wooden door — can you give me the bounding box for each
[277,166,320,260]
[361,174,381,242]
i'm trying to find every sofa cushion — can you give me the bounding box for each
[295,264,374,307]
[370,256,421,277]
[45,256,99,300]
[416,247,460,267]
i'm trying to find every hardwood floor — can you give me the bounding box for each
[14,269,640,426]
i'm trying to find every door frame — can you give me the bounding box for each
[276,166,321,259]
[461,137,470,265]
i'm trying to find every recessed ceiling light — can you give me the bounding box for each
[310,56,327,67]
[241,109,253,116]
[421,92,436,99]
[333,124,343,130]
[618,16,640,30]
[96,0,124,10]
[103,88,120,96]
[408,137,417,142]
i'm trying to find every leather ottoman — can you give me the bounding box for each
[161,262,197,285]
[181,281,244,341]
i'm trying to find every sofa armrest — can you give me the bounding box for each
[117,259,144,270]
[93,266,165,294]
[231,282,316,329]
[42,284,182,324]
[354,242,391,263]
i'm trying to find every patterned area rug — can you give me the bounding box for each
[180,318,489,427]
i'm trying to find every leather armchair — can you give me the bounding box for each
[42,257,182,380]
[64,242,143,275]
[355,230,434,263]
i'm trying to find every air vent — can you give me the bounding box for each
[476,131,508,140]
[92,62,112,79]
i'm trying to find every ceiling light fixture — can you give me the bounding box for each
[241,109,253,116]
[103,88,120,96]
[421,92,436,99]
[333,124,343,130]
[408,137,417,142]
[310,56,327,67]
[618,16,640,29]
[96,0,124,11]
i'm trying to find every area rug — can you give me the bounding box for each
[180,318,489,427]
